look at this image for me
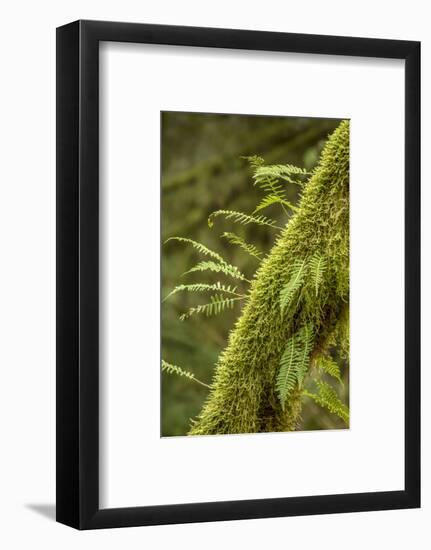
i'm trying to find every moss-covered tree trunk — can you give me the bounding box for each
[189,120,350,435]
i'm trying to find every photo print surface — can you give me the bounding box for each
[161,112,349,437]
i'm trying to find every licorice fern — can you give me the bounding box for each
[189,120,349,435]
[304,380,349,424]
[280,258,307,314]
[162,360,211,389]
[253,170,287,203]
[165,236,226,264]
[276,334,299,410]
[163,120,350,435]
[309,253,327,297]
[253,163,309,186]
[243,157,306,217]
[296,323,314,388]
[184,260,249,282]
[241,154,265,169]
[276,323,314,409]
[221,232,263,260]
[316,354,343,385]
[166,236,249,282]
[163,282,243,302]
[179,295,244,321]
[253,194,299,215]
[208,209,282,230]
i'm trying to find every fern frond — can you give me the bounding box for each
[222,232,262,260]
[254,177,285,197]
[253,194,283,213]
[304,381,349,424]
[180,295,244,321]
[296,323,314,387]
[276,323,314,409]
[184,260,249,282]
[253,194,299,215]
[253,164,309,186]
[252,165,288,215]
[241,155,265,169]
[309,253,327,297]
[208,210,282,230]
[316,355,343,385]
[163,282,242,302]
[276,334,300,410]
[164,236,225,264]
[334,305,350,361]
[162,359,195,381]
[161,359,211,389]
[280,258,307,314]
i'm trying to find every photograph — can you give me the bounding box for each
[0,0,423,543]
[161,112,350,437]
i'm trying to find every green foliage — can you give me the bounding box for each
[279,253,327,315]
[161,113,342,436]
[253,167,288,200]
[164,235,249,325]
[221,232,263,260]
[253,194,299,215]
[253,163,309,186]
[277,335,299,410]
[296,323,315,387]
[162,359,211,389]
[309,253,327,297]
[184,260,249,282]
[316,354,343,384]
[189,120,350,435]
[304,381,349,424]
[241,154,265,169]
[164,236,249,323]
[208,209,281,230]
[165,236,249,282]
[180,295,244,321]
[276,323,314,410]
[163,282,242,302]
[165,236,226,264]
[280,258,307,314]
[249,160,307,216]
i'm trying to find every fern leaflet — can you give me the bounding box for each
[161,359,211,389]
[165,237,225,264]
[253,174,285,198]
[304,380,349,424]
[253,164,309,186]
[309,253,327,297]
[316,355,343,385]
[208,210,282,230]
[280,258,307,314]
[163,282,243,302]
[180,295,244,321]
[296,323,314,387]
[253,194,299,215]
[222,232,262,260]
[241,154,265,169]
[276,323,315,408]
[184,260,249,282]
[276,334,299,410]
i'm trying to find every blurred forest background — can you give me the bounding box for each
[161,112,348,436]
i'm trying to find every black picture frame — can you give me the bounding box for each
[56,20,420,530]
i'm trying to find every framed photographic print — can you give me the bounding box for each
[56,20,420,529]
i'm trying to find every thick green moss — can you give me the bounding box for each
[189,120,350,435]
